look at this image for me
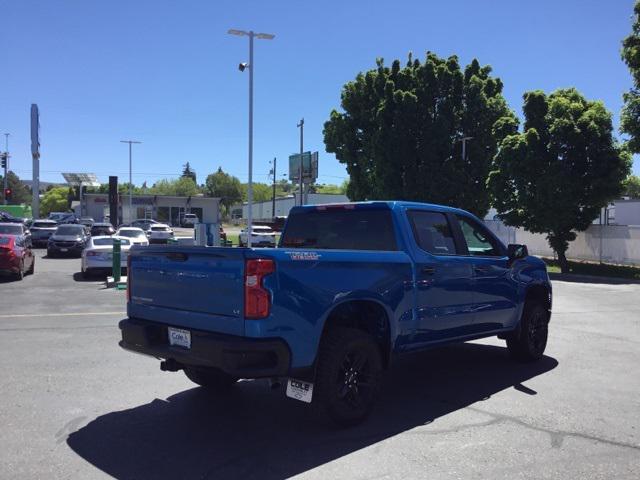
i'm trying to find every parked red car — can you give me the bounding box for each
[0,235,35,280]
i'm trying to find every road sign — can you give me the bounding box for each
[288,151,318,183]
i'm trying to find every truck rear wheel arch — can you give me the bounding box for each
[318,300,392,369]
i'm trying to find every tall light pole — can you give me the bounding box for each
[228,28,275,248]
[2,133,8,205]
[120,140,141,223]
[270,157,277,218]
[297,118,304,206]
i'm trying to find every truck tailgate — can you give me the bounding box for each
[127,246,246,336]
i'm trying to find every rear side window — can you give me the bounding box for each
[281,208,397,251]
[408,211,457,255]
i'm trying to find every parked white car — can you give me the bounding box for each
[239,225,277,247]
[180,213,199,227]
[115,227,149,246]
[81,236,131,277]
[147,223,174,243]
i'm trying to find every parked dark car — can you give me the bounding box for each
[47,224,90,257]
[0,223,32,247]
[48,212,78,224]
[0,235,35,280]
[79,217,95,228]
[0,211,31,228]
[30,219,59,247]
[90,222,116,237]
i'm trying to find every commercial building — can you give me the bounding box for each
[231,193,349,221]
[81,193,221,226]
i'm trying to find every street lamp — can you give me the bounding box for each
[228,28,275,247]
[120,140,141,224]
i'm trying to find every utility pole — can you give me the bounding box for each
[460,136,473,162]
[2,133,8,205]
[120,140,141,224]
[271,157,277,218]
[297,118,304,206]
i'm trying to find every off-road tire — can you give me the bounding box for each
[506,301,549,362]
[314,327,383,427]
[183,366,238,389]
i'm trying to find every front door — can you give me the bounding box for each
[405,210,476,348]
[453,214,520,331]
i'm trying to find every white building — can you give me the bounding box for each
[231,193,349,221]
[82,193,221,226]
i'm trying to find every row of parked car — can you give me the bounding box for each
[0,212,178,280]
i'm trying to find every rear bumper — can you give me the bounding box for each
[119,317,291,378]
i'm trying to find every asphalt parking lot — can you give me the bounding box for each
[1,249,639,479]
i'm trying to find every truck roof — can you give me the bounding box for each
[290,200,471,216]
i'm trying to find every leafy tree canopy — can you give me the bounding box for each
[621,1,640,152]
[204,167,243,214]
[1,171,31,205]
[324,52,516,217]
[148,177,200,196]
[489,88,631,272]
[623,174,640,198]
[40,187,71,216]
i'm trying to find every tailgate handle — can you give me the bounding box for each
[166,252,188,262]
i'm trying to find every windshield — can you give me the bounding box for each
[151,226,169,231]
[55,225,84,236]
[0,224,23,235]
[93,238,131,246]
[33,221,56,228]
[118,229,145,238]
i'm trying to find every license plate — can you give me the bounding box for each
[168,327,191,349]
[60,248,68,252]
[286,379,314,403]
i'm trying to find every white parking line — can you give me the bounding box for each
[0,312,126,319]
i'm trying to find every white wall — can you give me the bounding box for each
[613,200,640,226]
[486,220,640,266]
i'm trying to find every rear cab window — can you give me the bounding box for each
[281,207,398,251]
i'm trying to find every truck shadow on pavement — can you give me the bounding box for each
[67,343,557,480]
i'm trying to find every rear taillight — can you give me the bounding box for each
[244,258,275,319]
[126,255,132,302]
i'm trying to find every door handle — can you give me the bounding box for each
[473,265,490,274]
[421,266,436,275]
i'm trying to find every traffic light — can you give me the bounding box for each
[0,153,6,169]
[4,188,11,202]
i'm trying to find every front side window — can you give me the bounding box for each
[408,211,457,255]
[456,215,504,257]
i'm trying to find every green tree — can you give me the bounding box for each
[621,1,640,152]
[182,162,197,184]
[204,167,243,214]
[623,174,640,198]
[148,177,199,196]
[241,182,272,202]
[40,187,71,216]
[0,171,31,204]
[324,52,516,217]
[488,88,631,273]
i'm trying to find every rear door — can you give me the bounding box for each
[405,209,476,346]
[452,214,519,331]
[127,246,246,335]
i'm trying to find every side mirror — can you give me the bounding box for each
[507,244,528,263]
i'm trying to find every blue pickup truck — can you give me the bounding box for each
[119,201,552,425]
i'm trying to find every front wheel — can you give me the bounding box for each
[314,327,383,427]
[183,366,237,389]
[506,302,549,362]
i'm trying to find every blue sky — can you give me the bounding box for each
[2,0,638,187]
